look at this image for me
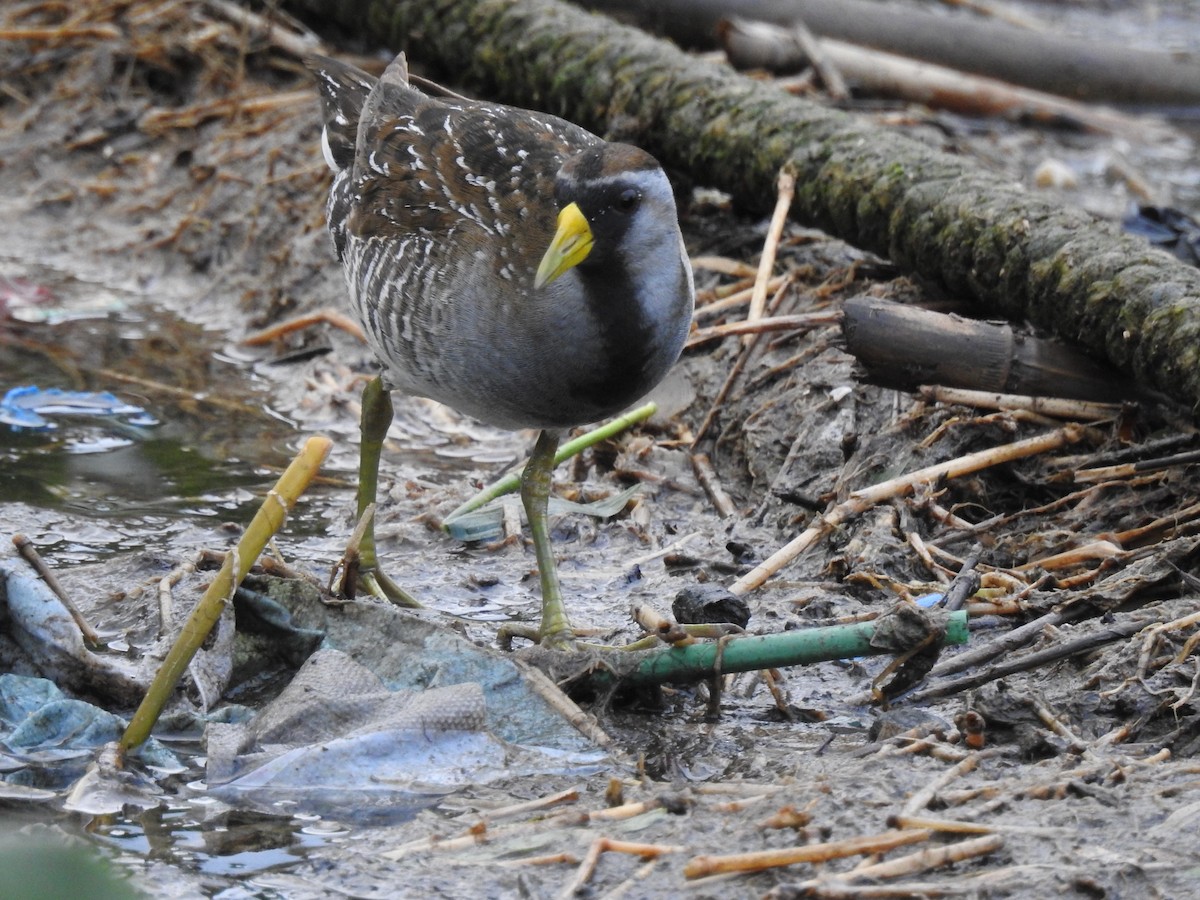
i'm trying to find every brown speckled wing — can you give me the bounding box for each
[346,83,600,258]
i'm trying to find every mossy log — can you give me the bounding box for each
[291,0,1200,415]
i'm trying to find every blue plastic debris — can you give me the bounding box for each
[0,674,180,788]
[0,385,157,431]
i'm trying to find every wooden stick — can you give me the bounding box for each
[691,255,759,278]
[687,311,839,349]
[11,534,101,647]
[889,814,1067,837]
[941,546,982,612]
[594,838,682,857]
[928,602,1077,678]
[626,531,702,568]
[684,828,932,879]
[768,867,1034,897]
[690,278,792,445]
[885,737,970,764]
[746,169,796,338]
[156,552,203,630]
[1014,539,1126,572]
[560,838,607,898]
[139,90,314,133]
[693,275,787,320]
[383,798,621,860]
[631,603,691,645]
[559,838,682,898]
[768,880,978,897]
[499,851,579,868]
[587,799,662,822]
[730,425,1085,594]
[789,20,849,99]
[852,425,1087,508]
[1111,500,1200,548]
[920,385,1124,422]
[391,793,664,860]
[691,452,738,518]
[840,833,1004,881]
[514,660,613,748]
[904,617,1147,703]
[474,788,580,824]
[201,0,319,59]
[242,308,367,344]
[814,36,1170,138]
[902,752,988,815]
[1025,694,1096,759]
[1161,611,1200,665]
[0,25,122,41]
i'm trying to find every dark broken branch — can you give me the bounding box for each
[900,617,1146,704]
[841,296,1144,404]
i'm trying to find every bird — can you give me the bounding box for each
[309,53,695,649]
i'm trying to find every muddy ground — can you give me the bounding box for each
[3,1,1200,897]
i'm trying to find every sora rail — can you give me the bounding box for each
[311,53,695,648]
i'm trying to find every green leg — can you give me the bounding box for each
[351,376,420,607]
[355,376,392,541]
[521,429,574,648]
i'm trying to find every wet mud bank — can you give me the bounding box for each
[2,1,1200,897]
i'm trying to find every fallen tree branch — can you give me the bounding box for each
[720,19,1173,138]
[577,0,1200,106]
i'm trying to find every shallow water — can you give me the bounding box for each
[0,301,301,566]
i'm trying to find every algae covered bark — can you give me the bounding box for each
[291,0,1200,413]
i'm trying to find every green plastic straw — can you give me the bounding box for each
[608,610,969,687]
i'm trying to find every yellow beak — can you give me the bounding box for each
[534,202,593,288]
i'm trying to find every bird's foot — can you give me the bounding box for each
[357,567,422,607]
[496,621,608,652]
[329,553,422,607]
[329,504,422,608]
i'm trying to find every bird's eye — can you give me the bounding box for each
[616,188,640,212]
